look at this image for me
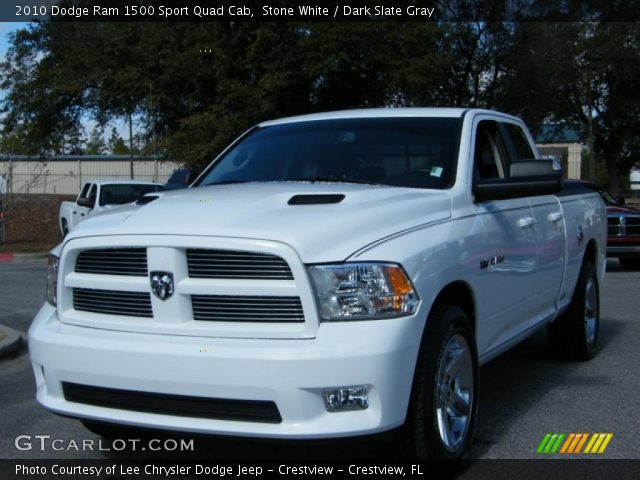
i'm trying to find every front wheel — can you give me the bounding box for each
[398,304,478,459]
[548,259,599,360]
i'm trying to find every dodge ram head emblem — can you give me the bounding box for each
[150,271,174,301]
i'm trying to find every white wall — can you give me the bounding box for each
[630,169,640,191]
[0,156,180,195]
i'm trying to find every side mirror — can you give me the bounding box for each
[77,197,94,208]
[474,159,562,202]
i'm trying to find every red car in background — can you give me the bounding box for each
[566,180,640,269]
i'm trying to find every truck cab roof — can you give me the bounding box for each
[259,108,520,127]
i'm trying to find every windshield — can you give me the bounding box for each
[197,117,462,189]
[99,184,160,206]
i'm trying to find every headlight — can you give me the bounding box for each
[308,263,419,321]
[46,254,59,306]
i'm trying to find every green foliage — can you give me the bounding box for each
[498,22,640,191]
[84,126,106,155]
[0,15,638,191]
[107,127,128,155]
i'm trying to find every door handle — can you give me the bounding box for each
[517,217,537,228]
[548,212,563,222]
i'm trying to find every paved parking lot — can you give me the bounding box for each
[1,258,638,463]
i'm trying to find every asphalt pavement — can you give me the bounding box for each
[0,258,638,464]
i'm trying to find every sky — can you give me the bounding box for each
[0,22,27,60]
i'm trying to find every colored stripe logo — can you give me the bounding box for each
[537,433,613,454]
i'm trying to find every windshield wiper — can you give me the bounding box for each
[288,176,386,186]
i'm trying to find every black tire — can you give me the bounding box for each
[398,303,478,459]
[619,257,640,270]
[548,260,599,361]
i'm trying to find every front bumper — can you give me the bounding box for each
[28,303,421,439]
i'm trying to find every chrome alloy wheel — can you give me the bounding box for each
[434,333,474,452]
[584,276,598,346]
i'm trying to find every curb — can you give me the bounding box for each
[0,324,23,358]
[0,252,48,263]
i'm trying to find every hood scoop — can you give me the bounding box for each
[288,194,345,205]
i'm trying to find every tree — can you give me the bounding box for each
[0,23,87,156]
[500,22,640,192]
[84,126,106,155]
[1,12,638,188]
[107,127,128,155]
[0,21,453,169]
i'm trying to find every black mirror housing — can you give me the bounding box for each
[474,159,562,202]
[77,197,94,208]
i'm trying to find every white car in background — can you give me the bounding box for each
[58,180,163,236]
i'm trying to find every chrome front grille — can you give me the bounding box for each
[75,248,148,276]
[187,249,293,280]
[192,295,304,322]
[63,240,314,338]
[73,288,153,318]
[608,216,640,236]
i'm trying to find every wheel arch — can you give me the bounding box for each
[401,280,479,458]
[428,280,476,333]
[584,238,598,272]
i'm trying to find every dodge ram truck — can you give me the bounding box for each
[59,180,163,235]
[29,108,607,459]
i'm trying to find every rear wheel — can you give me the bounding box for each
[548,259,599,360]
[619,257,640,270]
[398,304,478,459]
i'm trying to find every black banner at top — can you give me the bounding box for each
[1,0,639,22]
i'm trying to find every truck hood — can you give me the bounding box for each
[607,205,640,216]
[69,183,451,262]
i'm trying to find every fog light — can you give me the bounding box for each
[323,386,369,412]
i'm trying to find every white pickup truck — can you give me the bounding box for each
[30,109,606,459]
[59,180,163,235]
